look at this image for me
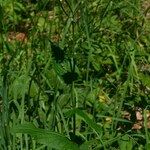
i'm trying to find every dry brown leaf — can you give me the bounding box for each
[51,34,60,43]
[132,121,142,130]
[15,33,27,42]
[136,111,143,121]
[8,32,27,43]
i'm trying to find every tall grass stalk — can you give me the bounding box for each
[0,0,150,149]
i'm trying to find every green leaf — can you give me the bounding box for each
[139,73,150,87]
[65,109,102,135]
[38,17,45,28]
[29,81,38,97]
[11,123,79,150]
[79,139,100,150]
[118,135,133,150]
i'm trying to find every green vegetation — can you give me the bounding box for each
[0,0,150,149]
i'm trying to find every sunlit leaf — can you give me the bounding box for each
[12,123,79,150]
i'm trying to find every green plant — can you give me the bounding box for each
[0,0,150,149]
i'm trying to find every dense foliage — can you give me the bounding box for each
[0,0,150,149]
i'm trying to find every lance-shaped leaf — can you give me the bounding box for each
[12,123,79,150]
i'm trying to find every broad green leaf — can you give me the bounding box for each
[37,17,45,28]
[11,74,30,99]
[65,109,102,135]
[118,135,133,150]
[12,123,79,150]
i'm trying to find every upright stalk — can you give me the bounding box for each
[1,55,10,150]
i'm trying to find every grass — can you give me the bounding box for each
[0,0,150,149]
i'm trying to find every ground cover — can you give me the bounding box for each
[0,0,150,149]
